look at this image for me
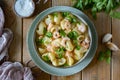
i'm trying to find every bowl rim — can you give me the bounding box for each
[27,6,98,76]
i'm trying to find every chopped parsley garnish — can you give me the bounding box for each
[73,40,78,45]
[42,55,50,62]
[46,32,53,38]
[65,15,73,22]
[59,29,66,37]
[73,40,81,50]
[43,27,47,35]
[68,31,79,40]
[63,63,69,67]
[56,47,65,58]
[76,45,81,50]
[62,12,70,17]
[66,15,78,23]
[36,38,44,45]
[53,12,58,17]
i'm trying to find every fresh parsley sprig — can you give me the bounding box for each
[98,49,111,64]
[73,0,120,19]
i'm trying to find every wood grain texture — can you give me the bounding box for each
[82,12,111,80]
[51,0,82,80]
[22,0,51,80]
[112,8,120,80]
[0,0,22,62]
[52,0,73,6]
[51,74,81,80]
[2,0,120,80]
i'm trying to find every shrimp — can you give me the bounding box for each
[38,36,43,39]
[47,23,53,31]
[65,51,73,57]
[81,37,90,49]
[53,31,60,39]
[77,23,86,33]
[61,37,70,47]
[47,45,54,52]
[84,36,90,44]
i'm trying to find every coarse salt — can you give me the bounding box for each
[14,0,35,17]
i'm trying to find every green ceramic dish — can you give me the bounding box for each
[27,6,98,76]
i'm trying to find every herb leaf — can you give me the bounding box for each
[98,49,111,64]
[53,12,58,17]
[68,31,79,40]
[42,55,50,62]
[43,27,47,35]
[106,56,111,64]
[62,12,70,17]
[65,15,73,22]
[36,38,44,45]
[76,45,81,50]
[46,32,53,38]
[73,40,78,45]
[98,51,105,61]
[110,11,120,19]
[73,0,120,19]
[59,29,66,37]
[56,47,65,58]
[63,63,69,67]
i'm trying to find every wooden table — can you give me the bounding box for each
[1,0,120,80]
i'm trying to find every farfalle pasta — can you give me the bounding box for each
[35,12,90,67]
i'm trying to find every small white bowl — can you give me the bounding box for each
[14,0,35,18]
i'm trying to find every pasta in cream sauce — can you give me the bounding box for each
[35,12,90,67]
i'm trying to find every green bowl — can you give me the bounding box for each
[27,6,98,76]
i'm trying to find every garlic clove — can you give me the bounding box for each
[106,42,120,51]
[102,33,112,43]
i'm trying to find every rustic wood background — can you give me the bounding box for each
[0,0,120,80]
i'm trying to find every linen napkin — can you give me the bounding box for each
[0,7,4,36]
[0,62,34,80]
[0,28,13,61]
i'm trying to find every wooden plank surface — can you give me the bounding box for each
[82,13,111,80]
[0,0,22,62]
[1,0,120,80]
[22,0,51,80]
[52,0,73,6]
[112,9,120,80]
